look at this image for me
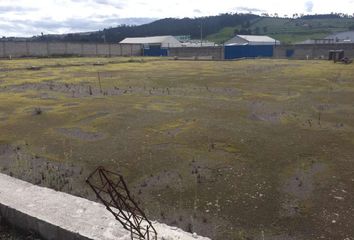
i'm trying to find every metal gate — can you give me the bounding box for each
[143,46,168,57]
[224,45,274,59]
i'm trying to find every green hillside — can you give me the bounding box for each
[206,17,354,44]
[12,14,353,44]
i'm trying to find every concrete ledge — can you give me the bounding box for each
[0,173,211,240]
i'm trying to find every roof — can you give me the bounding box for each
[237,35,278,43]
[225,35,280,46]
[120,36,179,44]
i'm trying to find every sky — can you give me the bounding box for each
[0,0,353,37]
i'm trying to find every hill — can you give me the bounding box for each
[207,15,354,44]
[30,13,259,43]
[19,13,354,44]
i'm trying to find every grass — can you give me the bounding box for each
[206,17,354,44]
[0,57,353,239]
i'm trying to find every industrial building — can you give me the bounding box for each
[120,36,182,48]
[297,31,354,45]
[120,36,182,56]
[224,35,280,46]
[325,31,354,44]
[223,35,280,59]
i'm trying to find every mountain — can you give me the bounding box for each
[29,13,259,43]
[20,13,354,44]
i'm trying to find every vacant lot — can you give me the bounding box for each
[0,57,353,239]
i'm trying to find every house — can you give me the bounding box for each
[297,31,354,45]
[296,39,335,45]
[224,35,280,46]
[120,36,182,48]
[325,31,354,44]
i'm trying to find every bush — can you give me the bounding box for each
[34,107,42,115]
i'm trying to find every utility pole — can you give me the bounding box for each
[200,19,203,47]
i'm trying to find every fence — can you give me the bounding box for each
[2,41,354,61]
[0,42,142,58]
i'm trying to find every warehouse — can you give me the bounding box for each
[224,35,280,46]
[224,35,280,59]
[120,36,182,56]
[120,36,182,48]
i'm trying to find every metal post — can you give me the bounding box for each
[81,43,84,56]
[200,19,203,47]
[1,41,5,58]
[25,41,30,56]
[86,167,157,240]
[65,42,68,55]
[46,41,50,57]
[108,43,111,57]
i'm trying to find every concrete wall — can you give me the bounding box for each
[120,44,142,56]
[0,42,142,58]
[3,41,353,60]
[274,43,354,59]
[0,173,211,240]
[66,42,83,56]
[28,42,49,56]
[169,46,224,60]
[0,42,4,57]
[2,42,28,57]
[97,44,110,56]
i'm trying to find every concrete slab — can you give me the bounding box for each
[0,173,211,240]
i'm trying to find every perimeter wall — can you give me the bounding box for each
[274,44,354,59]
[0,42,142,58]
[168,47,224,60]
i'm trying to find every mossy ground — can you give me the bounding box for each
[0,57,353,239]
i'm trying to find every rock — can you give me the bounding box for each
[192,232,198,238]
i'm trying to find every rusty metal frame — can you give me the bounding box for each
[86,166,157,240]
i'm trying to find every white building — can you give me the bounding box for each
[296,31,354,45]
[120,36,182,48]
[325,31,354,44]
[181,40,217,47]
[225,35,280,46]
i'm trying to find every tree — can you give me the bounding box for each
[254,27,260,35]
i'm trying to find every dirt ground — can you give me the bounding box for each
[0,57,353,240]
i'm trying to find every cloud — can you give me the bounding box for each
[0,0,353,37]
[0,16,157,37]
[305,1,314,12]
[91,0,124,9]
[235,6,265,13]
[0,6,37,13]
